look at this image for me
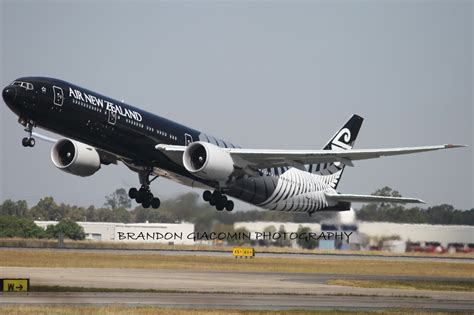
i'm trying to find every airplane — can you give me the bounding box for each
[2,77,466,214]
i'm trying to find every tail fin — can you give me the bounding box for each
[307,114,363,189]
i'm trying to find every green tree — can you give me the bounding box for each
[261,225,277,246]
[65,205,87,222]
[0,199,28,217]
[0,216,45,238]
[233,227,251,246]
[46,219,85,240]
[426,204,456,225]
[105,188,131,210]
[371,186,402,198]
[296,226,318,249]
[113,207,132,223]
[275,225,291,247]
[29,197,62,220]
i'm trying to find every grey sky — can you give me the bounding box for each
[1,0,472,210]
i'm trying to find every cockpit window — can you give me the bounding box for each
[11,81,34,90]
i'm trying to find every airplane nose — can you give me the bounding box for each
[2,86,17,104]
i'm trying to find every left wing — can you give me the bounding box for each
[325,192,425,204]
[32,132,57,143]
[156,143,465,171]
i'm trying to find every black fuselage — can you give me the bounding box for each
[4,77,234,185]
[2,77,347,213]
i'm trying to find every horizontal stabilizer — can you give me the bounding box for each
[325,192,425,204]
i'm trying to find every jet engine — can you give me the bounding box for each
[51,139,101,177]
[183,141,234,181]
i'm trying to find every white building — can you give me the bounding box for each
[35,221,195,245]
[235,220,473,251]
[358,221,473,247]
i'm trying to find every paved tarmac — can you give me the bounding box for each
[1,291,474,311]
[0,267,473,311]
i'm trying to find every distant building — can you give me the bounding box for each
[34,221,195,245]
[235,220,473,252]
[358,221,473,247]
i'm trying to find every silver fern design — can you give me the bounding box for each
[255,121,359,212]
[224,115,362,213]
[258,168,340,212]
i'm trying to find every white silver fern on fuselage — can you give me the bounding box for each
[258,168,340,212]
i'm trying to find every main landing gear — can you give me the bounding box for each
[203,190,234,211]
[128,171,160,209]
[21,119,35,147]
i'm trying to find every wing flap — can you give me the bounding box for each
[325,192,425,204]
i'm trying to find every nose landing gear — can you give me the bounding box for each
[21,119,35,147]
[22,137,35,147]
[129,170,161,209]
[203,190,234,211]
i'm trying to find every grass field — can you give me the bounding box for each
[1,249,473,278]
[327,279,474,291]
[1,238,472,258]
[0,306,459,315]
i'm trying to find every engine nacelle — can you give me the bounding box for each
[51,139,101,177]
[183,141,234,181]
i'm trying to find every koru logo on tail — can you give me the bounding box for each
[332,128,352,150]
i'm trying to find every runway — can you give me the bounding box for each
[2,291,474,311]
[1,267,473,311]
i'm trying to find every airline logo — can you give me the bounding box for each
[332,128,352,150]
[68,87,142,122]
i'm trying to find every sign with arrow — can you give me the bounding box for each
[1,279,29,292]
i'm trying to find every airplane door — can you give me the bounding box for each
[53,86,64,106]
[108,110,117,125]
[185,133,193,146]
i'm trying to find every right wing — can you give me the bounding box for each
[157,143,466,172]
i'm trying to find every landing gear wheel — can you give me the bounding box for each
[225,200,234,211]
[146,192,154,203]
[21,120,36,147]
[151,197,161,209]
[137,188,148,201]
[219,195,228,205]
[203,190,212,202]
[131,170,160,208]
[203,190,233,211]
[209,196,216,206]
[128,188,138,199]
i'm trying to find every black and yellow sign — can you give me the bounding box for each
[1,279,29,292]
[232,247,255,258]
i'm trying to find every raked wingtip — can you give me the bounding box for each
[444,144,468,149]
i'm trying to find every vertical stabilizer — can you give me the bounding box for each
[307,114,363,189]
